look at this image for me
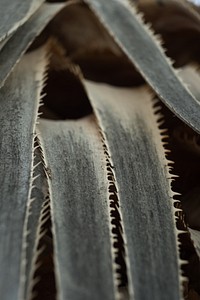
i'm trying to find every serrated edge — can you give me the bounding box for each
[59,59,132,297]
[152,97,188,295]
[26,192,51,300]
[97,126,132,300]
[84,0,200,134]
[19,46,50,300]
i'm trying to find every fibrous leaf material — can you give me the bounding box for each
[24,142,49,300]
[84,0,200,134]
[0,47,47,300]
[84,80,184,300]
[38,116,116,300]
[0,0,43,43]
[0,2,66,89]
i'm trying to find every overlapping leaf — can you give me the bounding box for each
[0,2,67,88]
[84,0,200,134]
[0,0,43,43]
[38,117,116,300]
[0,1,199,299]
[84,80,184,300]
[0,48,47,300]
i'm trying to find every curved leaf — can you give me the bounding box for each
[84,0,200,134]
[0,48,47,300]
[85,80,184,300]
[38,117,116,300]
[0,0,43,43]
[0,2,66,89]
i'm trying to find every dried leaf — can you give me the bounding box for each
[84,80,184,300]
[84,0,200,133]
[0,0,43,42]
[38,116,116,300]
[0,48,47,300]
[0,2,66,88]
[24,144,49,300]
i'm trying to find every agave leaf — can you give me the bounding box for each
[0,47,47,300]
[24,144,49,300]
[84,0,200,134]
[84,80,184,300]
[0,0,44,43]
[0,2,66,89]
[38,116,117,300]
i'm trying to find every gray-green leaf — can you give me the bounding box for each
[0,47,47,300]
[85,80,184,300]
[84,0,200,134]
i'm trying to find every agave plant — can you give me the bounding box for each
[1,0,200,299]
